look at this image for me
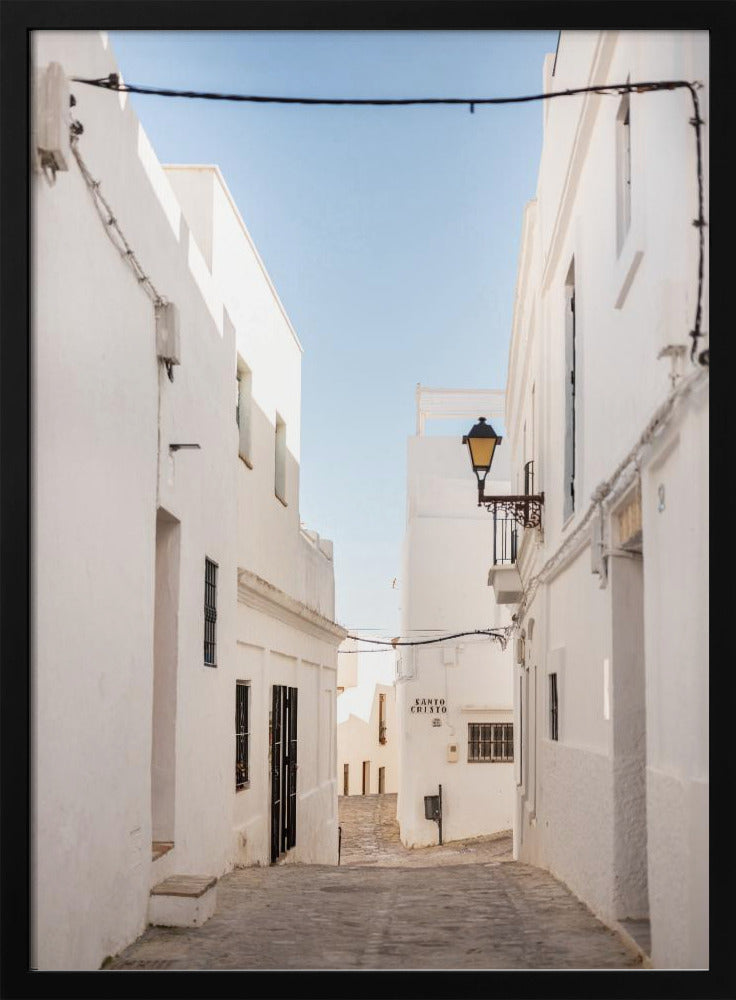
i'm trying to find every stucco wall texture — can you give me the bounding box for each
[505,30,708,969]
[32,31,343,971]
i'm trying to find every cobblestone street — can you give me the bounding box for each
[108,795,640,971]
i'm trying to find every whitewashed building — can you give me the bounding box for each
[498,30,708,968]
[337,641,398,796]
[395,387,516,847]
[32,31,344,971]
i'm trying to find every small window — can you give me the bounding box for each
[378,693,387,744]
[549,673,559,741]
[204,557,218,666]
[236,682,250,790]
[343,763,349,796]
[467,723,514,762]
[274,413,287,504]
[236,361,253,466]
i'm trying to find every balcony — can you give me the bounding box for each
[487,461,536,604]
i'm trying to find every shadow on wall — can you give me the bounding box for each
[235,397,334,617]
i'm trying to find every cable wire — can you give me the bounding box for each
[71,73,691,107]
[512,364,709,627]
[68,120,176,381]
[341,628,511,650]
[72,73,707,366]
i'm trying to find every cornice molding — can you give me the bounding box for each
[237,568,347,646]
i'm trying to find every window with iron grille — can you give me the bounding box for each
[549,673,559,741]
[467,723,514,762]
[204,558,218,666]
[236,681,250,790]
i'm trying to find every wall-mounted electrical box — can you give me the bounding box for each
[36,62,70,174]
[442,646,456,666]
[156,301,181,366]
[447,743,459,763]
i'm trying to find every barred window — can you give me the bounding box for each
[468,722,514,762]
[204,558,218,666]
[236,682,250,790]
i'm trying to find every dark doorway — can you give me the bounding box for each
[270,684,298,863]
[378,766,386,794]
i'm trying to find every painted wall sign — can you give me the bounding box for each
[410,698,447,715]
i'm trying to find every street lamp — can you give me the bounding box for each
[462,417,544,530]
[463,417,502,491]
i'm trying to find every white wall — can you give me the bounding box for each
[505,30,708,968]
[32,31,342,971]
[397,397,515,846]
[338,682,398,796]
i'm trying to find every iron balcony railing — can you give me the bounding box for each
[493,511,518,565]
[492,461,538,565]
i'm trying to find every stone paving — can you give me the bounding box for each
[107,794,640,971]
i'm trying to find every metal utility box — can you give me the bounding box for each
[156,301,181,366]
[447,743,459,763]
[424,794,440,822]
[36,62,70,173]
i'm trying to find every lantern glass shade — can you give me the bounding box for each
[463,417,502,476]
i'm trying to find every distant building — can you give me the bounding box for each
[395,387,516,847]
[32,31,345,971]
[337,640,398,796]
[499,30,708,968]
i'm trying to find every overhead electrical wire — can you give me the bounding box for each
[512,363,709,627]
[72,72,708,365]
[339,628,511,651]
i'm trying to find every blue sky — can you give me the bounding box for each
[110,30,558,638]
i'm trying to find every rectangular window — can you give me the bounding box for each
[549,673,559,741]
[563,261,576,521]
[236,682,250,789]
[378,692,387,744]
[204,557,218,666]
[467,723,514,762]
[274,413,287,504]
[343,763,349,796]
[236,361,253,466]
[616,91,632,253]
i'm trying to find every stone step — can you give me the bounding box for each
[148,874,217,928]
